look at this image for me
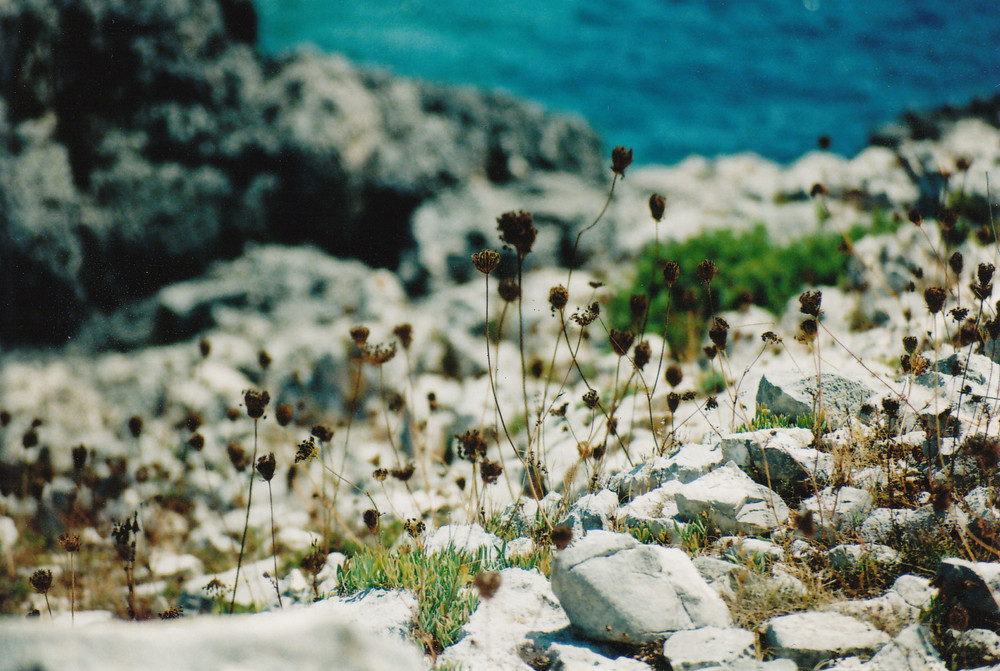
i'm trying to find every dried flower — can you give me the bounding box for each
[228,442,249,471]
[923,287,947,314]
[799,318,818,340]
[363,509,380,533]
[809,183,829,197]
[799,290,822,317]
[908,208,923,226]
[474,571,502,600]
[611,146,633,177]
[940,209,958,231]
[667,392,680,414]
[902,336,917,355]
[931,482,952,513]
[948,252,964,278]
[311,424,334,442]
[373,468,388,482]
[550,525,573,550]
[127,416,143,439]
[59,533,81,553]
[629,294,648,325]
[665,365,683,388]
[72,444,88,470]
[403,519,425,539]
[703,344,718,360]
[295,438,318,463]
[609,329,635,357]
[258,349,272,370]
[496,210,537,258]
[662,260,680,287]
[582,389,599,409]
[390,463,416,482]
[256,453,276,481]
[761,332,782,345]
[633,340,651,370]
[696,259,718,285]
[705,396,719,410]
[498,278,521,302]
[479,459,503,485]
[275,403,294,427]
[709,317,729,351]
[455,430,488,463]
[301,545,327,576]
[198,338,211,358]
[244,389,270,420]
[187,433,205,451]
[158,606,183,620]
[649,193,666,221]
[350,326,370,346]
[571,302,600,326]
[29,569,52,594]
[881,396,900,418]
[472,249,501,275]
[363,342,397,365]
[549,285,569,313]
[22,428,38,449]
[393,323,414,350]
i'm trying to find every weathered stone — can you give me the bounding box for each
[720,429,832,496]
[861,624,947,671]
[799,487,873,541]
[760,611,889,669]
[756,372,875,429]
[559,489,619,537]
[550,531,731,643]
[675,462,789,536]
[933,558,1000,631]
[663,626,756,670]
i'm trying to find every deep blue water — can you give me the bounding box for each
[256,0,1000,164]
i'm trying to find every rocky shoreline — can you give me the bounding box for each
[5,1,1000,670]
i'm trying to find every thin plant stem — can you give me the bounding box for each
[231,419,259,614]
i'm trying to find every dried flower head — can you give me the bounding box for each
[571,302,600,326]
[611,146,633,176]
[633,340,651,370]
[363,342,397,365]
[549,285,569,313]
[609,329,635,357]
[0,410,9,426]
[403,518,425,539]
[294,438,317,464]
[881,396,901,418]
[301,544,327,576]
[22,428,38,449]
[479,459,503,485]
[127,415,143,439]
[59,533,81,553]
[940,209,958,231]
[29,569,52,594]
[902,336,917,355]
[948,252,964,278]
[390,463,416,482]
[582,389,599,409]
[472,249,501,275]
[949,307,970,323]
[703,344,718,360]
[662,260,680,287]
[187,433,205,451]
[228,442,249,471]
[258,349,272,370]
[363,509,380,533]
[908,208,923,226]
[931,482,953,513]
[474,571,502,600]
[799,290,822,317]
[799,318,818,340]
[373,468,388,482]
[761,331,782,345]
[275,403,294,427]
[923,287,947,314]
[311,424,334,443]
[199,338,211,358]
[793,510,816,539]
[809,183,829,197]
[667,392,680,414]
[550,525,573,550]
[455,429,488,463]
[649,193,666,222]
[629,294,648,325]
[350,326,370,346]
[498,278,521,302]
[203,578,228,597]
[496,210,537,258]
[393,323,414,350]
[709,317,729,351]
[244,389,270,420]
[256,453,276,482]
[72,444,88,470]
[158,606,183,620]
[696,259,717,284]
[665,365,683,388]
[681,390,697,402]
[705,396,719,410]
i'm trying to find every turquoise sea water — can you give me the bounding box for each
[256,0,1000,164]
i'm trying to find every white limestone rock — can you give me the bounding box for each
[760,611,890,669]
[756,371,875,429]
[663,626,756,670]
[675,462,789,536]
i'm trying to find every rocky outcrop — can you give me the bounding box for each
[0,0,603,345]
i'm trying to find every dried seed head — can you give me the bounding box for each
[609,329,635,356]
[203,578,228,597]
[29,569,52,594]
[633,340,651,370]
[696,259,717,284]
[498,278,521,302]
[902,336,917,355]
[931,482,952,513]
[187,433,205,451]
[472,249,501,275]
[372,467,388,482]
[681,390,697,402]
[350,326,370,346]
[228,442,249,471]
[403,518,425,538]
[158,606,183,620]
[72,444,88,470]
[665,365,683,388]
[548,285,569,313]
[571,302,600,326]
[127,415,143,439]
[881,396,901,418]
[243,389,270,420]
[662,260,680,287]
[582,389,599,409]
[496,210,537,258]
[258,349,272,370]
[59,533,81,553]
[648,193,666,222]
[474,571,502,600]
[923,287,947,314]
[950,307,970,323]
[629,294,648,325]
[550,525,573,550]
[311,424,334,443]
[709,317,729,351]
[908,208,923,226]
[275,403,294,427]
[22,428,38,449]
[393,323,413,350]
[799,290,822,317]
[705,396,719,410]
[256,453,276,481]
[900,354,912,374]
[956,157,972,172]
[703,344,718,360]
[363,509,380,533]
[198,337,211,358]
[667,392,680,414]
[301,544,327,576]
[363,342,397,365]
[979,262,996,288]
[949,252,964,277]
[295,438,318,463]
[940,209,958,231]
[390,463,416,482]
[761,331,782,345]
[455,429,488,463]
[611,146,633,176]
[809,183,829,197]
[799,318,818,339]
[793,510,816,539]
[479,458,503,484]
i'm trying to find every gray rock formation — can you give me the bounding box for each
[756,372,875,429]
[760,611,890,669]
[675,461,789,536]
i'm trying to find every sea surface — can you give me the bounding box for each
[255,0,1000,164]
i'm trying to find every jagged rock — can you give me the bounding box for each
[719,428,832,496]
[608,443,721,501]
[798,487,873,541]
[0,596,425,671]
[756,372,875,429]
[675,461,789,536]
[828,543,899,575]
[559,489,619,537]
[860,624,947,671]
[424,524,503,558]
[760,611,890,669]
[693,556,751,602]
[951,628,1000,668]
[662,626,756,670]
[550,531,731,643]
[857,508,944,547]
[617,480,684,541]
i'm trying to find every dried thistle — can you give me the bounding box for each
[649,193,666,221]
[549,285,569,313]
[496,211,537,259]
[59,533,80,553]
[244,389,270,420]
[696,259,717,284]
[665,365,683,388]
[923,287,947,314]
[29,569,52,594]
[472,249,501,275]
[350,326,370,346]
[662,260,680,286]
